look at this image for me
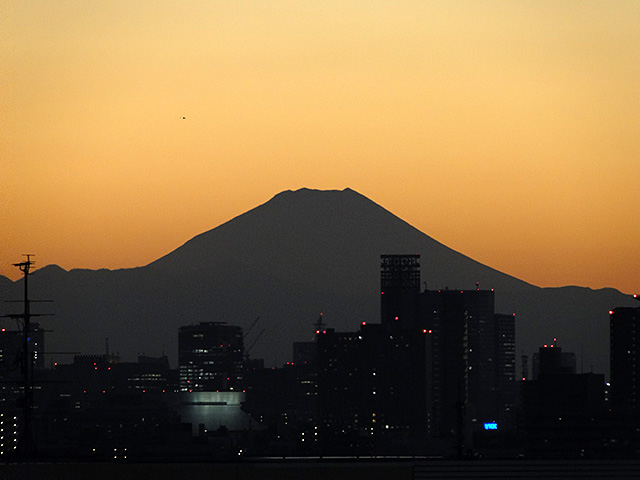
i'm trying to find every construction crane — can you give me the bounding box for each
[245,317,260,338]
[245,328,265,357]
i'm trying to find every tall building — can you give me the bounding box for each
[495,313,517,421]
[532,344,576,380]
[316,324,432,455]
[423,288,515,436]
[178,322,244,392]
[610,306,640,413]
[314,255,516,455]
[519,343,605,457]
[0,323,46,459]
[380,254,421,294]
[380,254,422,329]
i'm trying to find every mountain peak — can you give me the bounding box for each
[264,188,385,220]
[35,264,68,276]
[270,187,359,200]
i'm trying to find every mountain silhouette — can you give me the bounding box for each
[1,188,635,374]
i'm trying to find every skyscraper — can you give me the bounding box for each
[380,254,422,329]
[610,306,640,413]
[495,313,517,421]
[178,322,244,392]
[315,255,516,455]
[424,288,514,436]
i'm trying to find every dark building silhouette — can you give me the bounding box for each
[380,254,422,329]
[313,255,516,455]
[243,362,318,455]
[316,323,432,455]
[0,323,46,458]
[0,322,45,371]
[49,353,172,396]
[519,344,606,457]
[495,313,517,421]
[178,322,244,392]
[241,340,319,456]
[422,288,516,438]
[380,255,516,437]
[605,304,640,456]
[522,345,602,417]
[0,347,182,460]
[610,306,640,413]
[35,354,179,459]
[125,355,172,392]
[532,342,576,380]
[293,341,316,365]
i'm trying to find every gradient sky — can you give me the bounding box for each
[1,1,638,293]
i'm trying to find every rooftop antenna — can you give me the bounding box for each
[313,313,326,335]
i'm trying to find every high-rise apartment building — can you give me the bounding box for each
[610,306,640,413]
[178,322,244,392]
[316,323,432,455]
[495,313,517,420]
[380,254,422,329]
[423,288,515,435]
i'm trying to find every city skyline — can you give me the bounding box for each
[2,251,637,463]
[1,187,632,377]
[2,1,639,294]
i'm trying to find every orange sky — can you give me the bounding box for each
[1,1,638,294]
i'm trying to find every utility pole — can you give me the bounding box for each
[15,255,36,459]
[2,255,52,459]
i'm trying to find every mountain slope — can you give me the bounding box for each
[148,188,533,292]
